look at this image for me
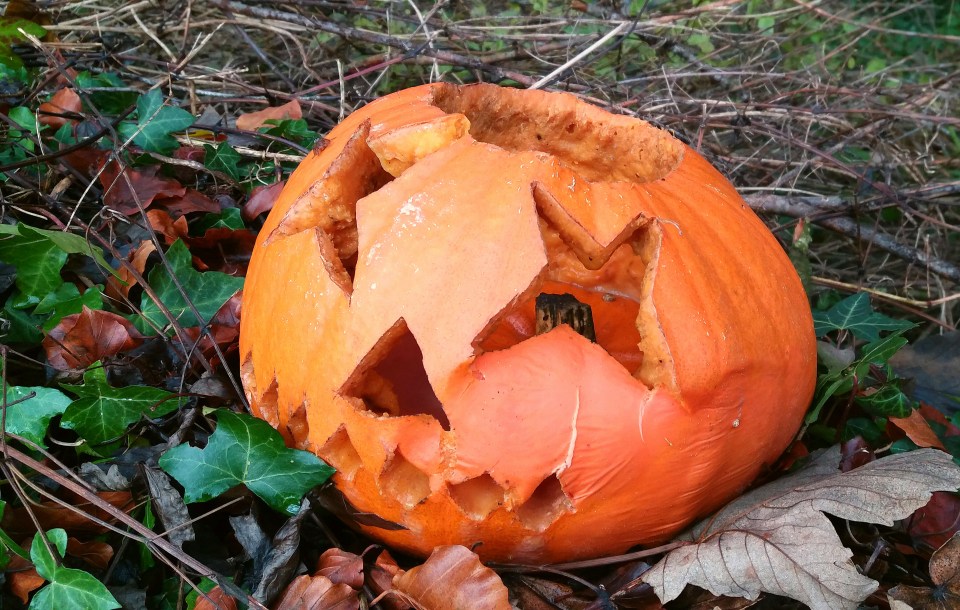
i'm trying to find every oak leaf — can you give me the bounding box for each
[642,447,960,610]
[6,555,44,604]
[156,188,220,216]
[43,306,142,370]
[66,537,114,570]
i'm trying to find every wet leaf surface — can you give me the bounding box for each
[159,411,334,515]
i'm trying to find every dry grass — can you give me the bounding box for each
[1,2,957,606]
[22,0,957,331]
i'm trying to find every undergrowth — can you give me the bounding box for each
[0,0,957,608]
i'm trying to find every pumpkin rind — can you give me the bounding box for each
[239,83,817,562]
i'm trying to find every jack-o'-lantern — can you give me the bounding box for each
[239,83,817,563]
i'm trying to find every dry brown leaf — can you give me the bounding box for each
[106,240,157,301]
[888,531,960,609]
[236,100,302,131]
[156,189,220,216]
[194,586,239,610]
[185,227,257,276]
[147,209,189,244]
[6,555,45,603]
[98,162,186,215]
[243,181,285,220]
[2,491,134,538]
[642,447,960,610]
[43,306,143,370]
[272,574,359,610]
[366,549,410,610]
[890,410,946,450]
[142,465,195,550]
[316,548,364,589]
[38,88,81,128]
[66,537,114,570]
[907,491,960,549]
[393,545,510,610]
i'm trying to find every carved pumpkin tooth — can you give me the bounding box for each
[240,83,817,563]
[265,121,390,248]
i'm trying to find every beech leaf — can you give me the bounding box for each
[98,162,186,215]
[235,100,302,131]
[38,88,81,128]
[642,447,960,610]
[393,545,511,610]
[43,306,142,370]
[271,574,358,610]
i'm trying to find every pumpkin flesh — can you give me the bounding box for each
[239,83,817,562]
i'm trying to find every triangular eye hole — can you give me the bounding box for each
[339,318,450,430]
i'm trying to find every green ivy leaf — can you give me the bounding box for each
[3,386,71,448]
[843,416,886,444]
[120,89,195,154]
[855,384,914,418]
[60,367,181,445]
[808,331,911,424]
[685,32,714,54]
[194,208,244,233]
[137,240,244,335]
[813,292,915,340]
[854,333,910,375]
[29,528,121,610]
[0,500,29,566]
[203,142,241,181]
[1,295,43,344]
[0,17,45,70]
[35,283,104,331]
[0,223,116,298]
[756,15,776,32]
[261,118,318,149]
[74,71,136,115]
[9,106,41,134]
[0,225,68,298]
[807,368,855,424]
[159,410,334,515]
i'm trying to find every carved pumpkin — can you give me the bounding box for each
[239,83,817,563]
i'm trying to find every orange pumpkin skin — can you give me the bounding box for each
[239,83,817,563]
